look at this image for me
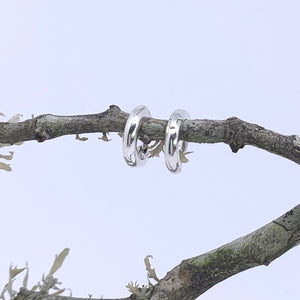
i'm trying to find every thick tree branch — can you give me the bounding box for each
[150,204,300,300]
[14,204,300,300]
[0,105,299,164]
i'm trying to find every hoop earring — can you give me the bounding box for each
[164,109,190,173]
[122,105,151,167]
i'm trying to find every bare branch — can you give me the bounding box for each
[150,204,300,300]
[0,105,299,165]
[13,204,300,300]
[14,288,132,300]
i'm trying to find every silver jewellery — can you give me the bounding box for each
[164,109,190,173]
[122,105,190,173]
[122,105,151,167]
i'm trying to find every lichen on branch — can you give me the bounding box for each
[0,105,299,170]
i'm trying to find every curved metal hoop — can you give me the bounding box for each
[164,109,190,173]
[122,105,151,167]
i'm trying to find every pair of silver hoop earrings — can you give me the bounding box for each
[122,105,190,173]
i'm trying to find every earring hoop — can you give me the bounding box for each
[164,109,190,173]
[122,105,151,167]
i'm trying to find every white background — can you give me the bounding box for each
[0,1,299,299]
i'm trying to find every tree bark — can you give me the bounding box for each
[14,288,131,300]
[13,204,300,300]
[150,205,300,300]
[2,105,298,299]
[0,105,299,165]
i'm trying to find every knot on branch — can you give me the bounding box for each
[108,105,122,115]
[293,135,300,155]
[227,117,246,153]
[35,130,49,142]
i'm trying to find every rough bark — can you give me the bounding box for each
[0,105,300,165]
[150,205,300,300]
[13,205,300,300]
[3,104,298,299]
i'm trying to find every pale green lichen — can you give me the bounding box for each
[75,134,88,141]
[126,255,159,299]
[125,282,152,300]
[144,255,160,283]
[148,139,193,163]
[0,248,69,300]
[0,113,24,172]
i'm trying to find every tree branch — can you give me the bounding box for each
[0,105,299,164]
[13,204,300,300]
[150,204,300,300]
[14,288,131,300]
[4,105,300,299]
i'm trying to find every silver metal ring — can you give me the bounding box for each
[164,109,190,173]
[122,105,151,167]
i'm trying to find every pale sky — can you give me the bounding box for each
[1,1,300,299]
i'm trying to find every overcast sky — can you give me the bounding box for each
[1,1,300,299]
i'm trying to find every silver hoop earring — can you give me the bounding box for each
[164,109,190,173]
[122,105,151,167]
